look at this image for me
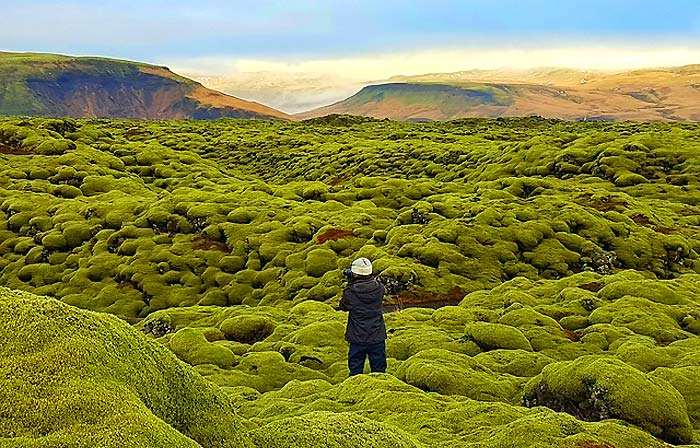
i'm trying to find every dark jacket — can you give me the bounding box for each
[339,276,386,344]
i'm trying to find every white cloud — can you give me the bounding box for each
[165,45,700,80]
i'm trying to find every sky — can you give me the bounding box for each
[2,1,700,78]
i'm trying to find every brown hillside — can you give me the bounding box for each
[0,52,291,120]
[299,65,700,121]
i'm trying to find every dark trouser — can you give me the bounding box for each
[348,341,387,376]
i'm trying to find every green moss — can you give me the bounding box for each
[220,314,276,344]
[523,356,693,444]
[203,351,328,392]
[284,321,346,349]
[168,328,236,368]
[589,296,689,344]
[0,287,252,447]
[613,339,677,372]
[474,349,554,377]
[464,322,533,351]
[240,372,670,447]
[34,138,76,155]
[652,366,700,430]
[304,248,338,277]
[599,279,684,305]
[1,116,699,446]
[227,282,255,305]
[251,411,421,448]
[62,222,93,248]
[396,348,519,402]
[41,231,67,250]
[199,288,228,306]
[272,378,334,399]
[219,255,246,274]
[560,315,589,331]
[614,171,648,186]
[53,184,83,198]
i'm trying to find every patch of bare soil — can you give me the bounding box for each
[576,194,627,212]
[384,286,465,311]
[579,281,604,292]
[564,329,582,342]
[0,142,31,155]
[192,235,231,252]
[316,228,354,244]
[630,213,677,234]
[577,442,615,448]
[630,213,653,226]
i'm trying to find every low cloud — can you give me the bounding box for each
[166,45,700,81]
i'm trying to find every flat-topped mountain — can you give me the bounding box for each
[0,52,291,120]
[299,65,700,121]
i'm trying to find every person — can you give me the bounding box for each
[338,257,387,376]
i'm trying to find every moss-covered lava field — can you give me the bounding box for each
[1,115,699,447]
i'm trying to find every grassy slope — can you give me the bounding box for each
[0,51,290,119]
[0,116,699,446]
[303,83,517,120]
[0,287,252,447]
[300,65,700,121]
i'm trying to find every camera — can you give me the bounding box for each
[342,268,354,281]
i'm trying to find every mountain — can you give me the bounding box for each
[0,52,290,120]
[189,71,366,114]
[386,67,605,86]
[299,65,700,121]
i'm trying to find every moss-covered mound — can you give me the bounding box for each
[250,411,422,448]
[395,348,520,402]
[127,271,700,445]
[0,287,252,447]
[464,321,533,351]
[235,374,671,448]
[523,356,693,444]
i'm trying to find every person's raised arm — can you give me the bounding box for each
[339,287,350,311]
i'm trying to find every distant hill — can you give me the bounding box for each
[299,65,700,121]
[0,52,290,120]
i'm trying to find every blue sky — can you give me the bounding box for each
[1,1,699,76]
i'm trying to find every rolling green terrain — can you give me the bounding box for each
[0,52,290,119]
[1,115,699,447]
